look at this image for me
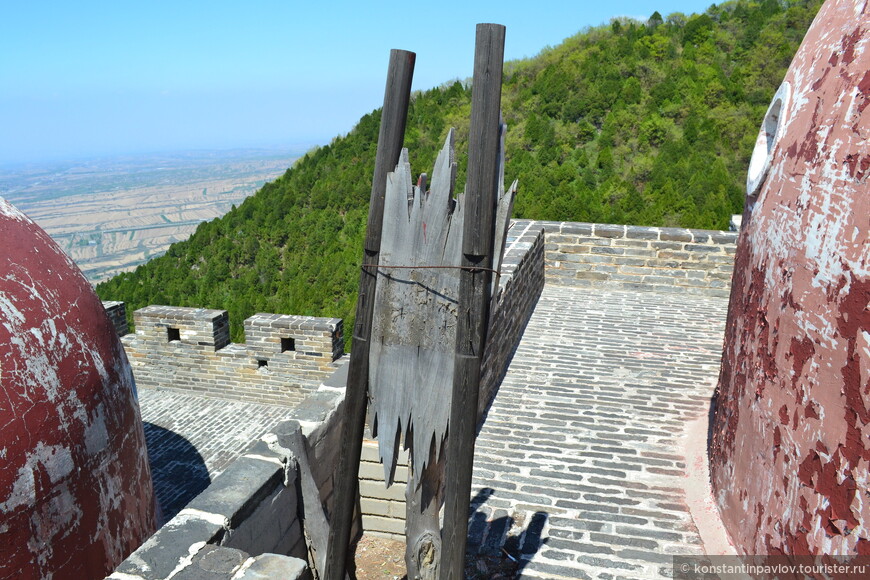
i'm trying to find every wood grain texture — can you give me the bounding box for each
[368,122,513,487]
[325,48,415,580]
[441,23,505,580]
[369,131,461,486]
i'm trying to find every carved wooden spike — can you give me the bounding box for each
[370,130,462,485]
[369,121,514,486]
[491,114,517,296]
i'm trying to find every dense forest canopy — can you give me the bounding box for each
[97,0,824,341]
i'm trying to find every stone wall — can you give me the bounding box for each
[120,306,344,406]
[110,379,349,580]
[524,219,737,297]
[108,216,740,575]
[103,300,129,336]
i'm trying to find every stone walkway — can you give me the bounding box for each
[469,284,729,579]
[135,282,729,576]
[137,388,297,523]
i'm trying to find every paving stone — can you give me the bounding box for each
[468,285,728,579]
[138,389,297,523]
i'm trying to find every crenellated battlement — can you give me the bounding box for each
[108,219,741,577]
[103,220,736,411]
[111,304,344,407]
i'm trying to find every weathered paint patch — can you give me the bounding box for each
[0,196,156,578]
[710,0,870,557]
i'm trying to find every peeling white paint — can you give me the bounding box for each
[166,541,207,579]
[0,197,29,221]
[0,463,36,512]
[176,508,230,528]
[85,405,110,455]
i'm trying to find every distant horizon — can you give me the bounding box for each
[2,1,716,164]
[0,142,313,171]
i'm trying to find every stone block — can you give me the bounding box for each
[361,514,407,536]
[114,512,226,580]
[684,244,721,253]
[235,554,310,580]
[624,225,659,240]
[710,231,738,244]
[173,545,249,580]
[186,456,284,530]
[575,271,610,281]
[360,497,392,517]
[591,246,625,256]
[659,228,693,242]
[360,479,407,502]
[593,224,626,238]
[558,222,593,236]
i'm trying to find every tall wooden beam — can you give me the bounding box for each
[324,48,415,580]
[440,23,505,580]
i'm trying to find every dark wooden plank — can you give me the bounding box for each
[280,424,331,576]
[369,123,514,579]
[440,23,505,580]
[405,439,446,580]
[368,123,514,486]
[369,132,460,486]
[324,48,415,580]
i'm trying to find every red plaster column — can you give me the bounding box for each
[0,198,156,578]
[710,0,870,557]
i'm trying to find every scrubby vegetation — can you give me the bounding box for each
[97,0,823,340]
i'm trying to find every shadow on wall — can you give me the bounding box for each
[466,487,549,577]
[143,422,211,525]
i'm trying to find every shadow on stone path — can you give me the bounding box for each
[469,284,729,579]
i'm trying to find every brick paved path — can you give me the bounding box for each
[137,388,296,523]
[469,285,729,579]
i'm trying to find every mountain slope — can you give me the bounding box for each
[97,0,824,341]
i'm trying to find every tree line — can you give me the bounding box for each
[97,0,824,342]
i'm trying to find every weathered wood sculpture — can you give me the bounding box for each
[369,127,515,485]
[325,24,506,579]
[366,23,509,579]
[368,123,515,576]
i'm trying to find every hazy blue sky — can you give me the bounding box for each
[1,1,715,163]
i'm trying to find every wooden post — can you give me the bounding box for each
[440,23,505,580]
[324,48,415,580]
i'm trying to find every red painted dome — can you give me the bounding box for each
[711,0,870,557]
[0,198,155,578]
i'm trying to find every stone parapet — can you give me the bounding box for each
[245,313,343,373]
[480,221,546,415]
[103,301,128,336]
[117,306,344,406]
[110,378,349,580]
[527,220,737,297]
[134,305,231,350]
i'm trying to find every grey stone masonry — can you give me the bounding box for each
[121,306,344,406]
[481,223,546,417]
[520,219,737,297]
[133,305,231,350]
[103,301,128,336]
[115,379,351,579]
[244,313,343,370]
[468,284,728,579]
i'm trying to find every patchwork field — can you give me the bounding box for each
[1,149,301,283]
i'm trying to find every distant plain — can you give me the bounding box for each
[1,149,300,283]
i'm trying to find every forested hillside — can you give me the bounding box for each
[97,0,824,341]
